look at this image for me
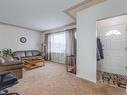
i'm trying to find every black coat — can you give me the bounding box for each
[97,38,104,60]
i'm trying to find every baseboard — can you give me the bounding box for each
[76,73,96,83]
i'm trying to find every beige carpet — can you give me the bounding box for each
[9,61,126,95]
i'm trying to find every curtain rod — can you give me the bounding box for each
[45,28,76,35]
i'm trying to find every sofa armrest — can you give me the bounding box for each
[0,61,23,72]
[0,61,23,66]
[13,57,21,61]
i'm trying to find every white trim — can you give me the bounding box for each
[76,73,96,83]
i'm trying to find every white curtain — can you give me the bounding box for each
[50,32,66,63]
[45,29,76,64]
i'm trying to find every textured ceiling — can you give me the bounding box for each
[0,0,84,31]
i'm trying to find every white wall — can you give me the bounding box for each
[0,24,42,51]
[77,0,127,82]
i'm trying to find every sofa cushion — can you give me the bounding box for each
[0,56,5,63]
[4,56,14,63]
[25,51,32,57]
[13,51,26,58]
[21,57,30,60]
[28,56,43,59]
[21,56,43,61]
[32,50,40,56]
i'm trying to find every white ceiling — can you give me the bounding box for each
[0,0,84,31]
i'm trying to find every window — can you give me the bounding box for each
[50,32,66,53]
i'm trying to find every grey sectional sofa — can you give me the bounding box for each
[13,50,43,61]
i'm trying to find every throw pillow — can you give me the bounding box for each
[0,56,5,63]
[4,56,14,62]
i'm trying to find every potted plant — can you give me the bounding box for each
[2,49,14,61]
[2,49,13,57]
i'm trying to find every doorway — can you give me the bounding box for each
[96,15,127,89]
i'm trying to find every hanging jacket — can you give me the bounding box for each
[97,38,104,61]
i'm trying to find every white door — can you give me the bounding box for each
[101,24,126,75]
